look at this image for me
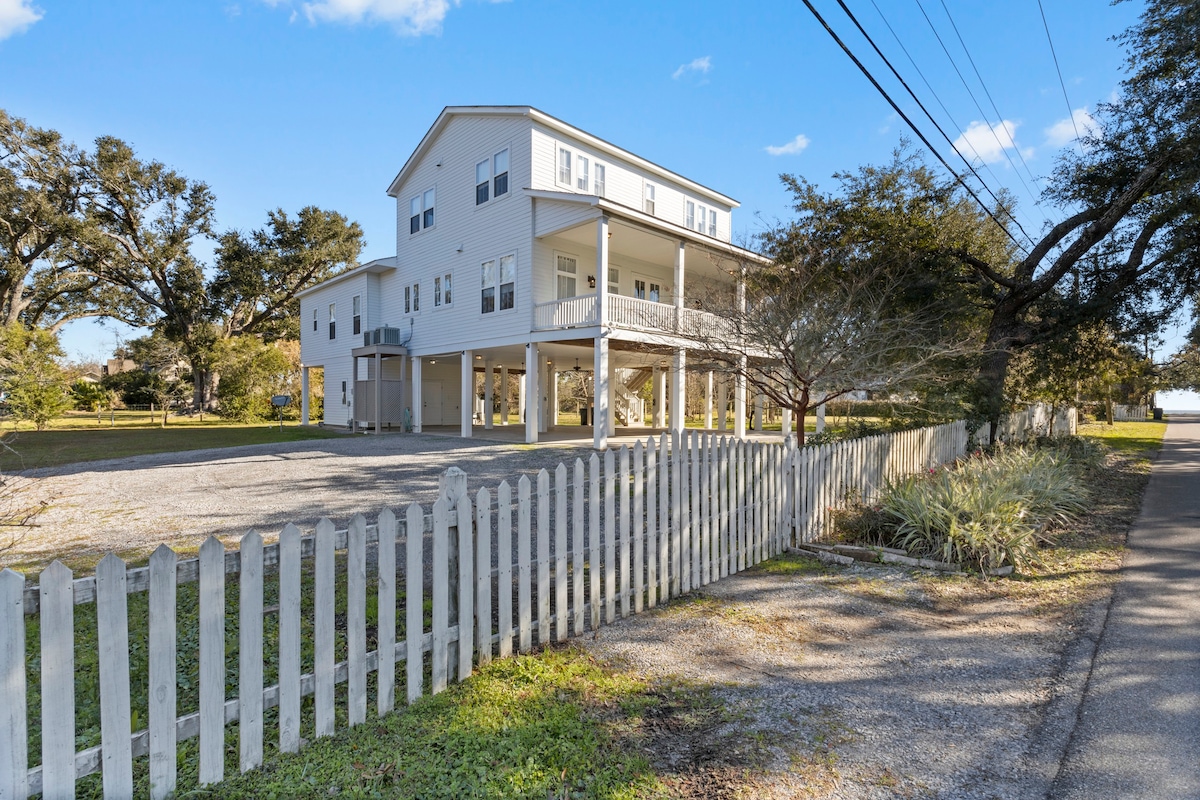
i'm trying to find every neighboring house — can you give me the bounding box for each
[298,105,767,449]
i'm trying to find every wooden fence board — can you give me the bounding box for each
[497,482,514,659]
[97,554,133,798]
[238,530,265,772]
[632,442,644,614]
[456,492,475,682]
[198,536,225,785]
[147,546,177,800]
[536,469,551,646]
[646,438,658,609]
[40,561,73,798]
[517,476,533,651]
[555,464,568,640]
[405,503,424,703]
[619,446,631,619]
[314,519,336,737]
[347,516,367,727]
[0,569,25,800]
[476,488,493,666]
[588,454,601,631]
[604,450,616,623]
[431,499,450,694]
[572,460,585,635]
[278,524,302,752]
[377,509,397,715]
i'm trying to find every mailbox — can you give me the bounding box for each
[271,395,291,407]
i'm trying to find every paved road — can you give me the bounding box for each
[1050,414,1200,799]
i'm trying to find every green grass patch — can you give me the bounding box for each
[1,411,341,471]
[748,550,829,577]
[1076,420,1166,455]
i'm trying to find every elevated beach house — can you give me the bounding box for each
[298,106,768,448]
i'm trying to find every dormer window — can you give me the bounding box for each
[644,183,656,216]
[576,155,589,191]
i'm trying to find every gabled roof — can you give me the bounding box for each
[295,257,397,299]
[385,106,740,208]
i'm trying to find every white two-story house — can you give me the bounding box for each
[298,106,768,449]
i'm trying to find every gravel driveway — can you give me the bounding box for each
[5,432,595,570]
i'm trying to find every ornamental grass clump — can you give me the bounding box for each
[882,446,1087,573]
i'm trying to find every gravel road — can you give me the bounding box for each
[5,431,594,569]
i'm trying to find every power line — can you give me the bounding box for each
[910,0,1041,209]
[1037,0,1084,153]
[797,0,1030,256]
[831,0,1040,248]
[936,0,1044,198]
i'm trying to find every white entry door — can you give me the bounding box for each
[633,273,662,303]
[423,380,444,425]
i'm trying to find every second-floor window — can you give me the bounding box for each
[686,201,695,230]
[409,187,435,234]
[352,295,361,335]
[708,209,717,237]
[405,283,421,314]
[328,303,336,340]
[697,205,707,234]
[555,253,577,299]
[644,183,656,215]
[434,272,452,307]
[594,163,606,197]
[482,253,516,313]
[312,308,317,332]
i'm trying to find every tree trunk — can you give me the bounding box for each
[975,308,1026,445]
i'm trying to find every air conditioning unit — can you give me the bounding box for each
[364,326,402,346]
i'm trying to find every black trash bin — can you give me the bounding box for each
[1153,407,1163,420]
[580,406,588,425]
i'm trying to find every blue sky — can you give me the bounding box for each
[3,0,1194,407]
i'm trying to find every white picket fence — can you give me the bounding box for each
[0,409,1066,799]
[1112,404,1149,421]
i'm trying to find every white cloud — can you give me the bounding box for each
[0,0,42,41]
[267,0,456,36]
[672,56,711,80]
[953,119,1021,165]
[765,134,810,157]
[1044,107,1100,148]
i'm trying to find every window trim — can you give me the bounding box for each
[328,302,336,340]
[594,162,606,198]
[474,146,511,208]
[434,272,453,308]
[644,182,657,216]
[685,200,695,230]
[708,209,717,237]
[352,294,361,336]
[554,250,580,300]
[557,146,573,188]
[408,186,436,235]
[481,250,518,315]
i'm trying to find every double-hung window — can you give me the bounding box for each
[686,201,695,230]
[594,163,606,197]
[483,253,516,313]
[644,183,656,215]
[409,188,435,234]
[607,266,620,297]
[558,147,572,186]
[576,155,589,191]
[480,259,496,313]
[404,286,411,314]
[434,272,452,307]
[498,254,515,311]
[708,209,717,237]
[412,283,420,312]
[697,205,707,234]
[352,295,361,335]
[405,283,420,314]
[328,303,336,340]
[312,308,317,332]
[475,148,510,205]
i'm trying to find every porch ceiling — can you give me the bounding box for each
[549,218,734,285]
[450,339,725,373]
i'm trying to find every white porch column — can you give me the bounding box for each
[539,358,551,433]
[652,366,665,428]
[524,343,539,444]
[301,366,310,425]
[596,216,610,325]
[717,374,728,432]
[704,370,714,429]
[461,350,473,438]
[734,358,747,438]
[671,348,686,434]
[781,407,792,440]
[816,403,826,434]
[374,351,383,435]
[551,368,559,426]
[608,360,617,436]
[484,361,494,430]
[411,356,423,433]
[754,392,764,432]
[499,365,509,425]
[673,240,685,333]
[594,335,609,450]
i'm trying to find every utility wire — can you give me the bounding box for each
[1037,0,1084,153]
[798,0,1030,255]
[936,0,1044,198]
[832,0,1040,248]
[911,0,1042,210]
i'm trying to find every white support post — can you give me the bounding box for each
[734,358,747,438]
[652,366,665,428]
[525,343,539,444]
[704,370,714,429]
[540,359,551,433]
[499,365,509,425]
[717,374,728,432]
[816,402,826,434]
[300,366,310,425]
[674,239,686,329]
[782,407,792,439]
[412,356,423,432]
[484,361,494,430]
[596,215,610,326]
[594,336,609,450]
[374,351,383,435]
[551,368,559,426]
[671,348,686,434]
[461,350,473,438]
[754,392,764,432]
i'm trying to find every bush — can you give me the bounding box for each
[880,446,1087,572]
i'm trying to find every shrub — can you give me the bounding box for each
[880,446,1087,572]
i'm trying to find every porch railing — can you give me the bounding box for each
[532,294,728,339]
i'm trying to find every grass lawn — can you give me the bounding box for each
[0,411,342,472]
[1076,419,1167,454]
